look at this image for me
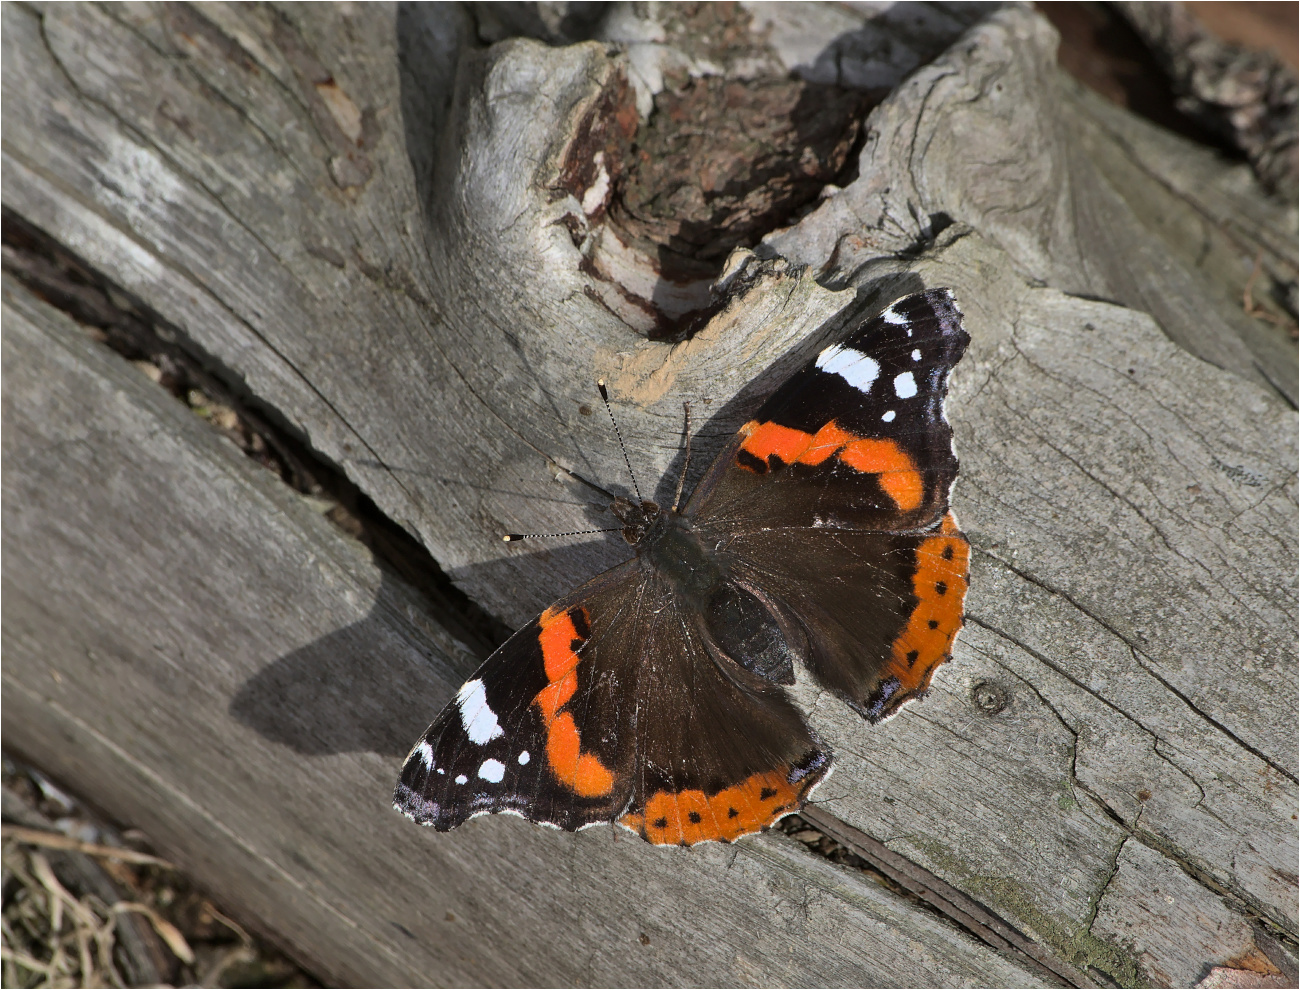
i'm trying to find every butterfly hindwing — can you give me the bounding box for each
[395,563,830,844]
[614,574,829,844]
[716,514,971,721]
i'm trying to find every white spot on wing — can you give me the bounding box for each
[456,678,504,744]
[478,759,506,783]
[436,768,445,775]
[893,371,918,399]
[912,348,922,361]
[518,751,530,765]
[882,410,897,422]
[455,774,468,785]
[816,344,880,394]
[415,740,434,769]
[881,305,907,325]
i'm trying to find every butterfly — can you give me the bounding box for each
[394,287,970,845]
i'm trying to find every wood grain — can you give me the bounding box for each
[2,2,1295,985]
[1,275,1046,987]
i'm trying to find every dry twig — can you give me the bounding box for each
[1,826,174,869]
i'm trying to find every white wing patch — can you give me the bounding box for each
[893,371,918,399]
[478,759,506,783]
[518,750,531,765]
[816,344,881,394]
[414,740,434,769]
[456,678,504,745]
[880,304,908,326]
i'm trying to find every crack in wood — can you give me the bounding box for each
[0,212,510,661]
[971,552,1295,785]
[800,806,1094,988]
[968,609,1299,942]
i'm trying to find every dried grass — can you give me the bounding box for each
[2,759,317,988]
[2,836,188,988]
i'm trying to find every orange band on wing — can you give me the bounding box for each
[619,769,805,845]
[544,711,615,798]
[533,606,615,798]
[737,419,924,511]
[886,513,970,694]
[838,439,923,511]
[795,421,856,466]
[534,671,577,723]
[538,609,583,682]
[739,420,815,465]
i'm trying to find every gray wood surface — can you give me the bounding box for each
[2,277,1046,987]
[3,2,1296,986]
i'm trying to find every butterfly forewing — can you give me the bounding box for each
[686,287,968,535]
[395,564,642,832]
[396,561,830,844]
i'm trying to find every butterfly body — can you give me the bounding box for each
[396,288,971,845]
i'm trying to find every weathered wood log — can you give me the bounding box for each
[2,275,1052,986]
[2,2,1296,986]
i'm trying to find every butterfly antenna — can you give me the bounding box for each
[671,401,691,512]
[597,379,644,503]
[503,527,621,543]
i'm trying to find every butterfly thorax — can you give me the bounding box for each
[611,495,726,598]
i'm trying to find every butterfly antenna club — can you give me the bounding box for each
[597,379,644,503]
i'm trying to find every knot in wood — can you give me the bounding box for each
[970,680,1010,716]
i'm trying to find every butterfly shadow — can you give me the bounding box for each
[228,535,628,758]
[228,569,477,759]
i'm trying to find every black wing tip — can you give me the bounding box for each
[788,747,833,787]
[910,286,967,331]
[913,285,958,309]
[860,287,969,351]
[393,781,449,828]
[911,287,971,359]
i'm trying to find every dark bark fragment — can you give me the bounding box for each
[1117,1,1299,201]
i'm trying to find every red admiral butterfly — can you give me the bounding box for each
[395,287,970,845]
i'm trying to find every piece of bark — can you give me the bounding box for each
[1,2,1295,985]
[1116,1,1299,201]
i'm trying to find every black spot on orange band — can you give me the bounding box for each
[620,763,820,845]
[872,513,970,716]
